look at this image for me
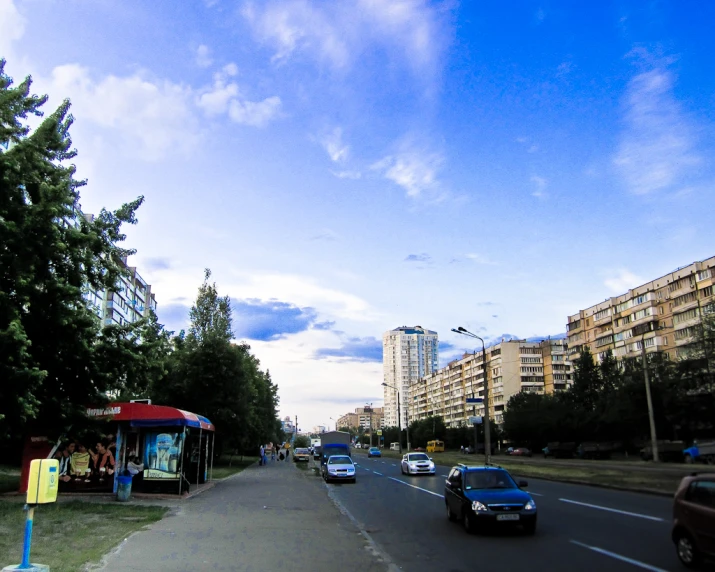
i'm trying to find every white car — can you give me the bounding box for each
[401,452,436,475]
[323,455,357,483]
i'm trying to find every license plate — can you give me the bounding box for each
[496,514,520,521]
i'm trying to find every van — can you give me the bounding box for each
[427,440,445,453]
[390,442,400,451]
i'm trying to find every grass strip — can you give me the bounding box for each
[0,500,167,572]
[0,465,20,495]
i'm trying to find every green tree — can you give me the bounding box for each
[0,60,144,443]
[294,435,310,448]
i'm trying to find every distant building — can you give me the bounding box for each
[337,407,385,431]
[567,256,715,363]
[383,326,439,428]
[312,425,328,434]
[410,339,573,429]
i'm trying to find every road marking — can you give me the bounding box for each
[381,461,386,464]
[392,463,397,466]
[570,540,669,572]
[373,471,383,476]
[530,492,544,497]
[387,477,443,498]
[559,499,664,522]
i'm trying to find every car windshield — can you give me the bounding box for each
[295,448,309,454]
[328,456,352,465]
[464,470,516,490]
[409,453,429,461]
[370,448,379,452]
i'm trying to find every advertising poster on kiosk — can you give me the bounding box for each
[143,431,183,480]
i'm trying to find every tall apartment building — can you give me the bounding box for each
[337,407,385,431]
[567,256,715,363]
[383,326,439,428]
[64,205,157,327]
[411,339,573,429]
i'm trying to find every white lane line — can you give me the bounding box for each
[373,471,383,476]
[392,463,397,466]
[382,461,386,464]
[530,492,544,497]
[570,540,669,572]
[559,499,664,522]
[387,477,443,498]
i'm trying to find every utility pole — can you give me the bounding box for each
[640,335,659,462]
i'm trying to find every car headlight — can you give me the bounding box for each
[471,501,488,512]
[524,500,536,511]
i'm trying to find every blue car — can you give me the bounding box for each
[367,447,382,458]
[444,464,537,534]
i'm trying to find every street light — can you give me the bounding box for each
[636,329,660,462]
[452,327,491,465]
[329,417,334,432]
[382,382,403,454]
[365,403,373,447]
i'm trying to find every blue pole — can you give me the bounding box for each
[19,504,35,569]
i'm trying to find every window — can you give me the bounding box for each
[697,269,712,282]
[673,308,698,325]
[595,335,613,348]
[594,308,611,320]
[674,327,697,341]
[673,291,698,307]
[702,285,713,298]
[686,480,715,508]
[669,278,687,293]
[567,319,581,331]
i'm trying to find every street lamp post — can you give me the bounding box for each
[638,331,660,462]
[329,417,334,432]
[382,382,402,454]
[453,327,491,465]
[366,403,373,448]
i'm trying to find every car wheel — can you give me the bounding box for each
[523,522,536,535]
[401,465,405,475]
[446,502,457,522]
[462,510,474,533]
[675,531,700,568]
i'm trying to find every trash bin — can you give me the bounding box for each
[116,474,132,502]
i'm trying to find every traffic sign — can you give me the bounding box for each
[376,430,382,436]
[466,397,483,404]
[469,416,483,425]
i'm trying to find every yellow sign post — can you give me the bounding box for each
[2,459,57,571]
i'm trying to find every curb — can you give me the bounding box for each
[512,474,675,498]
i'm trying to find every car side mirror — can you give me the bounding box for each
[429,458,433,461]
[445,479,453,488]
[518,480,528,488]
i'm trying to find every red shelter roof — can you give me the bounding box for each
[86,403,215,431]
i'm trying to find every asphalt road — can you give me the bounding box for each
[323,453,686,572]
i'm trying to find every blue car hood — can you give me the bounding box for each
[464,488,531,504]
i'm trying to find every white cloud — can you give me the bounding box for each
[372,148,444,198]
[0,0,25,61]
[228,95,282,127]
[331,170,362,180]
[530,175,547,198]
[604,269,644,294]
[197,65,282,126]
[465,254,498,265]
[47,64,196,161]
[320,127,349,163]
[241,0,447,75]
[195,44,213,68]
[613,55,701,195]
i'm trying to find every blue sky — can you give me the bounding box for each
[4,0,715,431]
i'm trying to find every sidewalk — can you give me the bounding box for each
[95,459,389,572]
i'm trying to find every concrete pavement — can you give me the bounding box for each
[96,458,390,572]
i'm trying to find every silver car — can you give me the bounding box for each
[401,452,436,475]
[322,455,356,483]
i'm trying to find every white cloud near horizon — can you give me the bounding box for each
[614,54,701,195]
[241,0,447,76]
[530,174,547,198]
[604,269,644,294]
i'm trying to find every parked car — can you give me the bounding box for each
[507,447,532,457]
[354,443,362,449]
[444,464,537,534]
[312,445,322,460]
[367,447,382,458]
[400,452,436,475]
[542,442,576,459]
[322,455,356,483]
[293,448,311,462]
[671,472,715,568]
[390,442,401,451]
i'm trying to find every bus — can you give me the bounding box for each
[427,440,444,453]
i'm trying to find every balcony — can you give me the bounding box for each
[594,313,613,327]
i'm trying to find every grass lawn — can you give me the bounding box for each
[210,455,258,479]
[0,465,21,494]
[353,449,683,494]
[0,500,167,572]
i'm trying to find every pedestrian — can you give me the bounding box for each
[271,445,276,461]
[259,445,265,466]
[460,445,464,454]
